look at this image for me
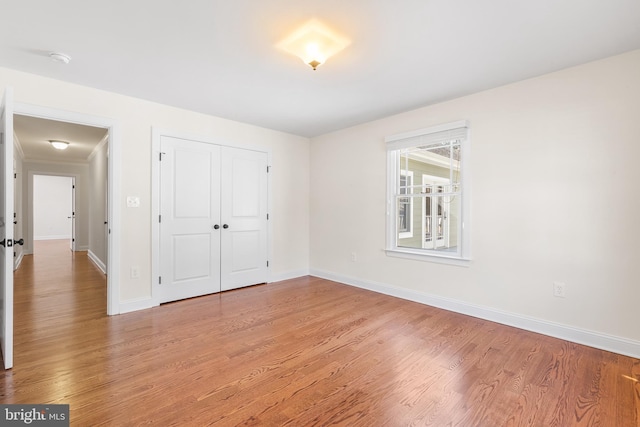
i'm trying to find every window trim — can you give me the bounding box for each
[385,120,471,263]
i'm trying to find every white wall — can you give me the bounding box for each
[33,175,73,240]
[88,138,108,269]
[0,66,310,305]
[310,50,640,354]
[22,162,89,253]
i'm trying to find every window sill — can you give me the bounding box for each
[385,248,471,267]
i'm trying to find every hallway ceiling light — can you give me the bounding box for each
[277,19,350,70]
[49,140,70,150]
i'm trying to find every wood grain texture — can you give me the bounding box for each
[1,240,638,426]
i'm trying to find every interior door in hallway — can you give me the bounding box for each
[159,136,221,303]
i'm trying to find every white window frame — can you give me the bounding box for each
[385,120,471,264]
[422,174,451,250]
[398,170,414,239]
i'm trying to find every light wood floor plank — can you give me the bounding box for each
[0,240,638,426]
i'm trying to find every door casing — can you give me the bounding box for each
[13,101,121,316]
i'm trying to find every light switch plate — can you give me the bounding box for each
[126,196,140,208]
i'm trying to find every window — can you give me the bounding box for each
[398,170,413,238]
[386,120,470,262]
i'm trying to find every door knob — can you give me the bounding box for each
[213,224,220,230]
[13,238,24,246]
[223,224,229,229]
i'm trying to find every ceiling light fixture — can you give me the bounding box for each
[49,140,70,150]
[49,52,72,64]
[277,19,350,70]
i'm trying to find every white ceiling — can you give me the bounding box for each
[1,0,639,138]
[14,115,107,163]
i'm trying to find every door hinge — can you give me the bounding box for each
[267,166,270,173]
[159,215,162,223]
[266,261,269,267]
[159,152,166,161]
[266,213,269,220]
[14,173,16,179]
[159,276,162,284]
[72,185,75,189]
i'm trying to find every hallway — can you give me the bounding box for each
[2,239,107,399]
[13,240,107,348]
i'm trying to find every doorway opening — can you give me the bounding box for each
[32,174,75,253]
[2,90,121,370]
[10,104,119,319]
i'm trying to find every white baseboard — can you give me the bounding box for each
[309,268,640,359]
[87,250,106,274]
[119,298,157,314]
[269,269,310,283]
[34,235,72,240]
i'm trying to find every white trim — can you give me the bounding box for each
[87,250,106,274]
[13,131,24,160]
[15,102,121,315]
[386,120,471,261]
[309,269,640,359]
[34,235,72,241]
[385,249,471,266]
[268,269,310,283]
[119,298,157,314]
[386,120,469,144]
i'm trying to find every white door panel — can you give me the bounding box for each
[0,87,14,369]
[173,149,212,219]
[172,233,212,281]
[159,136,221,303]
[221,147,268,291]
[230,157,261,217]
[230,231,261,271]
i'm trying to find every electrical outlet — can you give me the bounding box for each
[130,266,140,279]
[553,282,566,298]
[350,252,357,262]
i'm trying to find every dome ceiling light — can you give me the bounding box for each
[49,140,70,150]
[277,19,350,70]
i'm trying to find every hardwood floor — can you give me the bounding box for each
[1,240,638,426]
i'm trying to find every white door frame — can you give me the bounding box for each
[151,127,272,306]
[14,102,121,315]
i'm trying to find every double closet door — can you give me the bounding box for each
[158,136,268,304]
